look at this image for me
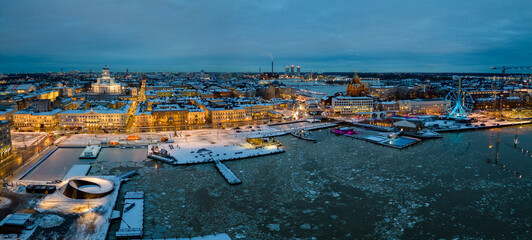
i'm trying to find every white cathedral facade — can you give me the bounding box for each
[92,66,121,94]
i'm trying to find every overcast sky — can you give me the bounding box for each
[1,0,531,73]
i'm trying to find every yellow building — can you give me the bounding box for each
[187,109,206,125]
[37,90,60,101]
[242,104,274,119]
[134,112,154,127]
[59,109,128,129]
[156,90,174,97]
[13,109,62,129]
[152,105,189,126]
[210,108,249,124]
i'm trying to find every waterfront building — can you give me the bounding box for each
[0,121,11,160]
[187,108,206,125]
[59,108,128,130]
[13,108,62,130]
[194,99,250,124]
[151,104,189,126]
[393,120,423,132]
[242,103,274,119]
[92,66,121,94]
[398,99,447,114]
[296,66,301,76]
[331,96,374,114]
[134,111,154,127]
[210,107,249,124]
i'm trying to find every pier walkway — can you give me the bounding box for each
[214,160,241,185]
[116,191,144,239]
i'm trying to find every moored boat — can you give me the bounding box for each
[291,129,317,142]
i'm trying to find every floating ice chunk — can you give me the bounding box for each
[266,223,280,231]
[300,223,311,230]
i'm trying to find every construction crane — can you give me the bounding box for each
[491,66,532,74]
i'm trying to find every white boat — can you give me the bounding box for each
[79,145,102,159]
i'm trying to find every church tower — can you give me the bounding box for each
[346,71,365,96]
[102,65,110,78]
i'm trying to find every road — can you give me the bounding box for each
[0,135,54,179]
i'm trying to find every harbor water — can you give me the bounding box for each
[26,126,532,239]
[95,126,532,239]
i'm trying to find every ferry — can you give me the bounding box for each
[79,145,102,159]
[291,129,317,142]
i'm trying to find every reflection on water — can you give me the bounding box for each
[22,148,148,181]
[22,148,84,181]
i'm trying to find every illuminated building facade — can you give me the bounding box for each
[0,121,11,160]
[331,96,374,114]
[92,66,121,94]
[59,109,128,129]
[346,71,366,96]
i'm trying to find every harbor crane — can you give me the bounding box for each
[491,66,532,74]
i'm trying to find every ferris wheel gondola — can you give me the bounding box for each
[444,80,474,119]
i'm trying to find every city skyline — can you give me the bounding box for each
[1,0,531,73]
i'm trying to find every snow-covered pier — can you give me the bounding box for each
[214,160,241,185]
[431,120,532,132]
[148,144,284,165]
[147,154,177,164]
[116,191,144,239]
[79,145,101,159]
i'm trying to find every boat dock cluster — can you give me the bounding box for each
[332,127,420,149]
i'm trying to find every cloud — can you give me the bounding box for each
[0,0,531,73]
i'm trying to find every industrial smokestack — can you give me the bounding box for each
[271,61,274,74]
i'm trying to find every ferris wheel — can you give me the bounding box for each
[444,88,474,119]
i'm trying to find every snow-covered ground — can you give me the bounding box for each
[145,122,337,165]
[11,132,47,148]
[35,176,121,240]
[58,122,336,147]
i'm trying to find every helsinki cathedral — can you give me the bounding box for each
[92,65,121,94]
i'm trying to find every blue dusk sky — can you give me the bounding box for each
[0,0,531,73]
